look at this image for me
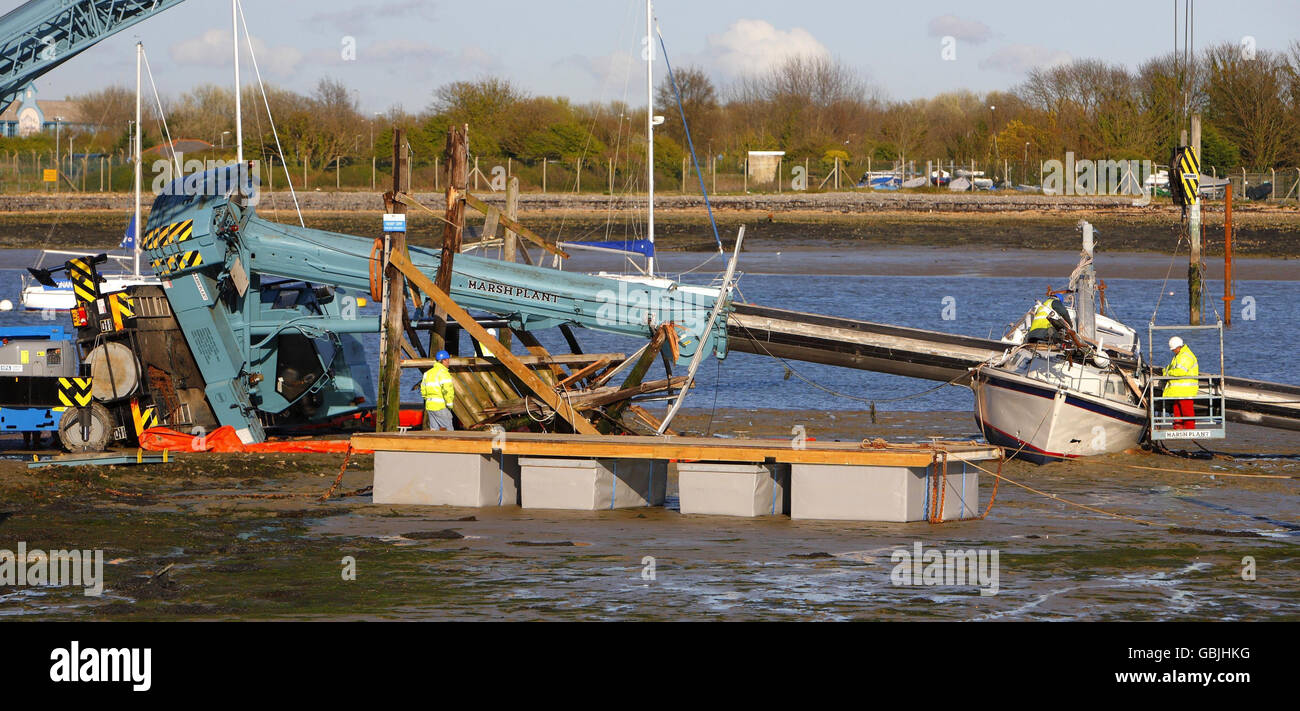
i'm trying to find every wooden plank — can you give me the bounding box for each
[485,377,685,416]
[512,329,568,381]
[557,358,611,389]
[389,249,600,435]
[481,205,500,243]
[599,325,667,434]
[349,432,973,467]
[402,353,625,369]
[463,192,569,258]
[627,405,674,435]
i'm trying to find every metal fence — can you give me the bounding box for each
[4,145,1298,201]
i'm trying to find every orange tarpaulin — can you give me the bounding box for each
[138,426,370,454]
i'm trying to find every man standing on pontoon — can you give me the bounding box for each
[421,350,456,431]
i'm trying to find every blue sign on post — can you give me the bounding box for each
[382,213,407,233]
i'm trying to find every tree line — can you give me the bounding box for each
[10,41,1299,187]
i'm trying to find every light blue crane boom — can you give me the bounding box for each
[137,166,728,442]
[0,0,187,113]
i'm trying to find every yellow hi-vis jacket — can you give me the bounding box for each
[1030,299,1058,332]
[1162,345,1199,398]
[420,363,455,411]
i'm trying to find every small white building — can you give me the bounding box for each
[746,150,785,185]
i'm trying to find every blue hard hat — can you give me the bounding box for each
[435,350,451,361]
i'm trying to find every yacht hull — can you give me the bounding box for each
[972,367,1147,463]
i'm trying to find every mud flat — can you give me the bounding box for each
[2,191,1299,256]
[1,408,1294,621]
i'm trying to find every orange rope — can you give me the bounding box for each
[320,443,355,500]
[977,456,1003,519]
[369,238,384,302]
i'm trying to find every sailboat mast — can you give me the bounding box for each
[645,0,655,276]
[133,41,142,278]
[232,0,243,164]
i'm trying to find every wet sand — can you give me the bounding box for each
[2,409,1295,621]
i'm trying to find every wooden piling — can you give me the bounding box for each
[377,128,409,432]
[433,125,469,353]
[500,176,519,351]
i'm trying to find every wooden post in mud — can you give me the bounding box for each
[432,125,468,353]
[500,176,519,352]
[377,127,409,432]
[1189,114,1203,326]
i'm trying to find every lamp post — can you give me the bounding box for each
[221,130,231,150]
[1023,142,1029,186]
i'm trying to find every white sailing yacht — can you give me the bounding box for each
[967,221,1149,463]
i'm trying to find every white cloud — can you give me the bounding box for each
[927,15,993,44]
[170,29,303,77]
[308,1,439,35]
[979,44,1072,74]
[704,19,829,76]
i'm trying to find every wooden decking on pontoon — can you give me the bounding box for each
[352,430,1002,467]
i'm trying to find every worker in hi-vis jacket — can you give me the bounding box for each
[1162,336,1200,430]
[1026,295,1074,343]
[421,350,456,431]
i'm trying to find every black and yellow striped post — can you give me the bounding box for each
[1176,146,1200,206]
[130,399,157,436]
[65,257,101,306]
[57,377,94,408]
[108,292,135,331]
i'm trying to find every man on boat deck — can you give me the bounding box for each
[1162,336,1200,430]
[1025,295,1073,343]
[421,350,456,431]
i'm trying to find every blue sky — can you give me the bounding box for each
[21,0,1300,112]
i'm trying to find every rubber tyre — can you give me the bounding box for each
[58,403,114,453]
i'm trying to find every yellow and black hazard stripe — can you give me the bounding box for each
[108,292,135,331]
[130,399,158,436]
[176,250,203,270]
[158,219,193,249]
[57,377,94,408]
[1176,146,1200,205]
[144,219,193,250]
[66,258,99,304]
